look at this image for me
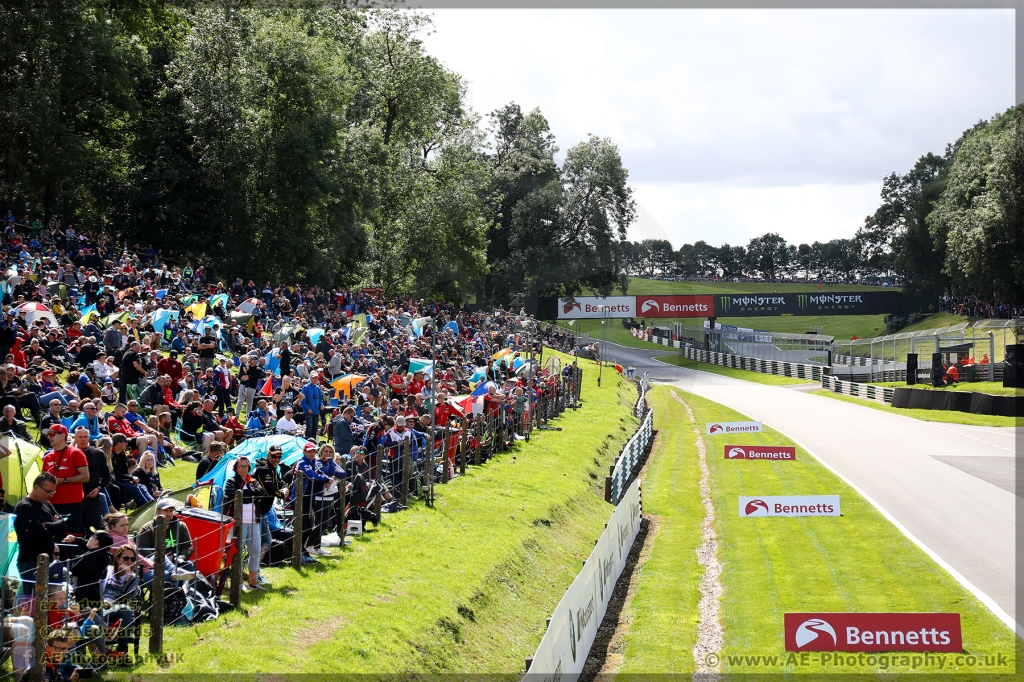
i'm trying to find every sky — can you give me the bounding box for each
[420,9,1016,249]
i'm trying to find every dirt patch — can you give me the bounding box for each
[295,615,350,647]
[671,389,723,679]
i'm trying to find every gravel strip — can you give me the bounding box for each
[670,389,723,681]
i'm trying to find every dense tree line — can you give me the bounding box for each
[620,104,1021,301]
[0,2,634,307]
[618,235,862,283]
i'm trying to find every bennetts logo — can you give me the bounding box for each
[640,299,659,313]
[724,444,796,460]
[738,495,840,517]
[744,499,770,515]
[796,618,837,648]
[784,613,962,652]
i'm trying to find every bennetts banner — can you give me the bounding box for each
[535,292,938,319]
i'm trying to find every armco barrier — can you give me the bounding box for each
[525,476,643,679]
[606,409,652,505]
[681,346,824,381]
[635,370,650,419]
[821,375,894,404]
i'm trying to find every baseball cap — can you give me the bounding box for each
[48,424,68,436]
[302,442,317,452]
[155,498,183,511]
[395,415,406,426]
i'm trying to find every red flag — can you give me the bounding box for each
[260,377,274,396]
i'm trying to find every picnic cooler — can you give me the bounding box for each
[176,507,236,578]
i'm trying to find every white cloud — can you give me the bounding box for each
[421,8,1014,247]
[632,182,883,248]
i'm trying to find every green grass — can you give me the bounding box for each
[870,381,1020,397]
[618,388,1017,675]
[812,390,1021,428]
[655,355,815,386]
[118,351,640,677]
[615,386,703,673]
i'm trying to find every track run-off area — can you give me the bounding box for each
[588,341,1019,676]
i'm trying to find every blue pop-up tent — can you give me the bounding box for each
[197,435,309,511]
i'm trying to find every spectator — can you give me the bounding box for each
[40,424,90,534]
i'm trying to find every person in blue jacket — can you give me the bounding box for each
[298,374,324,440]
[292,441,329,561]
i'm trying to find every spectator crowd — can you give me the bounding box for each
[0,213,585,680]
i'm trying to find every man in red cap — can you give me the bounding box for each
[41,423,90,534]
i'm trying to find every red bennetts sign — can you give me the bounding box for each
[724,445,796,460]
[636,295,713,318]
[784,613,962,652]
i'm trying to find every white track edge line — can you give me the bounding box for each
[660,373,1023,641]
[769,425,1021,641]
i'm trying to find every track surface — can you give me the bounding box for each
[596,341,1019,629]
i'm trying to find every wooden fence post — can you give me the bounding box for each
[474,416,482,466]
[30,553,47,682]
[459,422,468,476]
[292,470,304,570]
[149,515,166,655]
[230,489,243,607]
[399,441,409,506]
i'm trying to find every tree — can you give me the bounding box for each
[928,105,1023,299]
[481,103,559,304]
[745,233,788,281]
[0,0,139,224]
[855,153,950,292]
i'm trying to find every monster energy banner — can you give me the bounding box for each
[714,292,938,317]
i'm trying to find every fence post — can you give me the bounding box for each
[30,553,47,682]
[230,489,243,607]
[149,515,166,655]
[399,440,409,507]
[459,422,468,476]
[336,470,347,537]
[474,416,482,465]
[292,469,304,570]
[442,423,450,484]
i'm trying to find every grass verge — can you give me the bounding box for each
[871,381,1020,397]
[811,390,1021,428]
[656,355,814,386]
[619,388,1017,676]
[117,351,639,677]
[614,386,703,674]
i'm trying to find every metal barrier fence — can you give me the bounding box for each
[821,375,894,404]
[832,318,1020,382]
[681,346,825,381]
[607,373,653,505]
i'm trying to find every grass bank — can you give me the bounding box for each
[120,352,638,677]
[811,390,1020,428]
[655,355,814,386]
[871,380,1019,397]
[615,387,1017,675]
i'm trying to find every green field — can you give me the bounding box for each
[616,386,1017,676]
[812,390,1020,428]
[114,352,638,677]
[612,279,899,295]
[656,355,814,386]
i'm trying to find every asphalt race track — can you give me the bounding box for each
[595,341,1019,633]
